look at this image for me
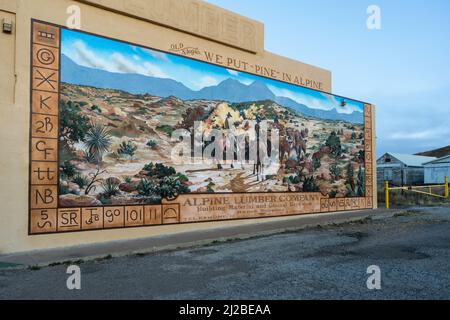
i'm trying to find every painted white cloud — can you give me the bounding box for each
[238,78,253,85]
[269,86,332,111]
[194,76,220,90]
[326,95,363,115]
[142,48,170,62]
[268,85,362,114]
[227,69,239,76]
[143,62,168,79]
[72,40,108,69]
[111,53,145,74]
[68,40,169,78]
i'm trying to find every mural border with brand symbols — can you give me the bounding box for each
[28,19,375,235]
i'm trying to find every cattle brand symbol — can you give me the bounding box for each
[58,209,81,231]
[36,189,53,204]
[86,213,100,225]
[105,208,122,223]
[33,167,55,182]
[39,94,51,110]
[36,48,56,65]
[125,206,144,227]
[32,91,58,115]
[162,205,180,224]
[35,139,55,160]
[145,206,162,225]
[81,207,103,230]
[34,69,57,90]
[33,115,56,137]
[36,210,52,228]
[30,209,57,234]
[38,30,55,40]
[31,186,57,209]
[38,117,53,133]
[103,207,125,229]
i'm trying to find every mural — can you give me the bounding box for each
[29,21,374,234]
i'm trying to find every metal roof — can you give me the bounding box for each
[423,155,450,165]
[380,153,437,167]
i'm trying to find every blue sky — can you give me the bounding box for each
[61,28,364,118]
[207,0,450,157]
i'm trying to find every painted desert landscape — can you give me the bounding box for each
[58,29,366,207]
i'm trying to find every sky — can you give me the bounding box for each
[61,28,364,117]
[207,0,450,157]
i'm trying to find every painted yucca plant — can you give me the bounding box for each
[84,123,112,164]
[101,177,120,198]
[117,141,137,158]
[72,174,89,189]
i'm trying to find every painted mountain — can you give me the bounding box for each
[61,54,363,123]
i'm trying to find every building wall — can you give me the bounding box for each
[377,166,425,186]
[377,154,402,186]
[376,154,425,186]
[0,9,16,106]
[405,167,427,185]
[377,167,401,186]
[425,162,450,184]
[0,0,376,254]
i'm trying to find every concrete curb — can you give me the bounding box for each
[0,208,403,270]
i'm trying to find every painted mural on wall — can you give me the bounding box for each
[29,20,374,234]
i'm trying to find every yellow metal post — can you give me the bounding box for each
[445,176,449,199]
[385,181,390,209]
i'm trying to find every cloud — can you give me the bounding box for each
[111,53,144,74]
[143,62,168,79]
[268,87,306,105]
[111,53,169,78]
[142,48,170,62]
[227,69,239,76]
[194,76,220,89]
[388,125,450,142]
[374,88,450,156]
[268,85,363,114]
[269,86,334,111]
[72,40,108,69]
[327,95,363,115]
[68,40,168,78]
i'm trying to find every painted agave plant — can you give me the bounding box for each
[84,122,112,164]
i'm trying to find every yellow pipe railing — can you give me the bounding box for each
[385,176,448,209]
[445,176,449,199]
[385,181,389,209]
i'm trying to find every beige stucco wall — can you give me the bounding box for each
[0,0,356,255]
[77,0,266,54]
[0,10,15,106]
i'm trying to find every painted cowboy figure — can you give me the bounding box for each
[252,117,264,181]
[224,112,233,130]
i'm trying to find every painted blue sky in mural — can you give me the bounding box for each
[61,28,364,117]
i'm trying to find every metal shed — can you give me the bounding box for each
[424,155,450,184]
[377,153,436,186]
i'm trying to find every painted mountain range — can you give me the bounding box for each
[61,54,363,124]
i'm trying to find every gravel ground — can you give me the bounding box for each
[0,206,449,300]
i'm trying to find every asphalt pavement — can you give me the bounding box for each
[0,206,449,299]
